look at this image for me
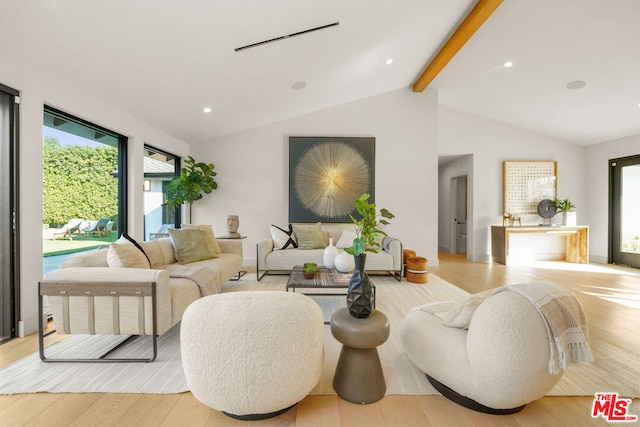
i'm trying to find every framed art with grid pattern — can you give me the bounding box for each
[503,160,557,214]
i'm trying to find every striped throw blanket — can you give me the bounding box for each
[445,281,594,374]
[165,264,220,296]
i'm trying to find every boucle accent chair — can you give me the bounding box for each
[400,282,592,414]
[181,291,324,420]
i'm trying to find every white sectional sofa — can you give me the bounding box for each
[256,223,402,281]
[39,235,242,362]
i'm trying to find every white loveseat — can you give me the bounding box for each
[39,236,242,362]
[256,223,402,281]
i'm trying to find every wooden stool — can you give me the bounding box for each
[406,257,428,283]
[402,249,416,277]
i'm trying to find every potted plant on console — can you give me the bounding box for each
[164,156,217,224]
[344,193,394,318]
[554,198,576,226]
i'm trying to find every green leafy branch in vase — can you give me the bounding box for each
[164,156,217,223]
[344,193,394,257]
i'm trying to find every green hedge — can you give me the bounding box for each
[43,138,119,226]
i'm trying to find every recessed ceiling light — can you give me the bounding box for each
[566,80,587,90]
[503,61,513,68]
[203,107,212,113]
[385,59,393,65]
[292,81,307,90]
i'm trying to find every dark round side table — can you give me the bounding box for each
[330,307,390,404]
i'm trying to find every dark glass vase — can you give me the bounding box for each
[346,254,373,318]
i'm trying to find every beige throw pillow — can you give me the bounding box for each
[107,242,151,269]
[292,222,327,250]
[181,224,222,254]
[169,228,218,264]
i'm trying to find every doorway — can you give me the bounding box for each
[609,155,640,268]
[450,174,468,254]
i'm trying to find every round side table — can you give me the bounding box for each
[330,307,390,404]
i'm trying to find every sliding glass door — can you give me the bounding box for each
[43,107,127,275]
[143,146,180,240]
[610,155,640,268]
[0,84,19,343]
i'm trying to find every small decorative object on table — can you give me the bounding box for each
[303,262,318,279]
[344,193,394,319]
[502,213,511,227]
[334,251,355,273]
[323,237,338,269]
[224,214,241,238]
[537,199,557,226]
[554,198,576,226]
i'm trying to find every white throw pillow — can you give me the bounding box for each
[336,229,358,249]
[270,224,298,250]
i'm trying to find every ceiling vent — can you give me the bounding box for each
[235,22,339,52]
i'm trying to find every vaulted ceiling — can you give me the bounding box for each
[1,1,638,146]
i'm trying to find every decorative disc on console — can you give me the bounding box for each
[537,199,557,219]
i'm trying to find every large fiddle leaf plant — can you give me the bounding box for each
[344,193,394,257]
[164,156,217,223]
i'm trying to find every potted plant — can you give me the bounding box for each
[303,262,318,279]
[164,156,218,224]
[344,193,395,257]
[554,198,576,226]
[344,193,394,318]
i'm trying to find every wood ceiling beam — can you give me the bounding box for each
[413,0,503,92]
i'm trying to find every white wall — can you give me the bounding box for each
[191,88,440,266]
[1,63,190,336]
[439,106,587,261]
[586,134,640,263]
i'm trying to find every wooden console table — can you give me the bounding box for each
[491,225,589,266]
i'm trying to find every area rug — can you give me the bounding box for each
[0,273,634,397]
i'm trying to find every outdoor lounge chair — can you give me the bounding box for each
[51,218,84,240]
[82,218,111,237]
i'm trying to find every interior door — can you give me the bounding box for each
[610,155,640,268]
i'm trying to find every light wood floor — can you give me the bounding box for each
[1,254,638,426]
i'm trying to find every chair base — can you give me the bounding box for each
[426,374,526,415]
[222,403,296,421]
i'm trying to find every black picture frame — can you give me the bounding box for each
[289,136,375,223]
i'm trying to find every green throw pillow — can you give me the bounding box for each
[292,222,327,250]
[169,228,218,264]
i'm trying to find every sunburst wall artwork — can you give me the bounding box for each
[289,136,375,223]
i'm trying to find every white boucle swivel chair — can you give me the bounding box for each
[181,291,324,420]
[400,283,580,414]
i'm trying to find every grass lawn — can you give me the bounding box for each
[43,231,118,256]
